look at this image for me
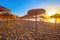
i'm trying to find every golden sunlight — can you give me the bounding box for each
[50,18,55,23]
[47,10,57,16]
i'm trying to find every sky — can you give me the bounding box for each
[0,0,60,16]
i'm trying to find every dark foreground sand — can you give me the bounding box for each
[0,20,60,40]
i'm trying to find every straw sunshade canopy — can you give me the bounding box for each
[50,14,60,18]
[27,9,45,16]
[50,14,60,29]
[0,13,16,20]
[0,6,11,12]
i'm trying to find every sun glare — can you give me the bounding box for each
[50,18,55,23]
[47,10,57,16]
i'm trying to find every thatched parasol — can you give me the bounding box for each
[27,9,46,31]
[50,14,60,18]
[0,6,11,12]
[27,9,45,16]
[0,13,16,19]
[50,13,60,29]
[0,13,16,26]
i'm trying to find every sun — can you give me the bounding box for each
[47,10,57,17]
[50,18,55,23]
